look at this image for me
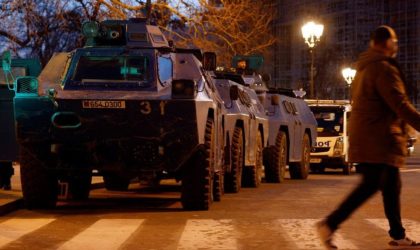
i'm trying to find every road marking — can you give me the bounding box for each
[366,219,420,238]
[0,218,56,248]
[58,219,143,250]
[276,219,358,249]
[177,219,237,250]
[400,168,420,173]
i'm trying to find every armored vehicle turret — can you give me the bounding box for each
[230,55,317,182]
[8,18,225,210]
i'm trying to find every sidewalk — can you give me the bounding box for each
[0,163,104,215]
[0,163,23,215]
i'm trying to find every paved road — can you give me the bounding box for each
[1,142,420,250]
[1,163,420,250]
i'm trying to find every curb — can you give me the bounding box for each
[0,198,23,216]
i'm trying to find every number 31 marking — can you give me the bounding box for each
[140,101,152,115]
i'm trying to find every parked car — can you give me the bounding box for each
[306,99,353,175]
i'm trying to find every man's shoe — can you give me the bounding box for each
[389,237,420,248]
[316,220,338,250]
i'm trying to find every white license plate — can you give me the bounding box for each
[82,100,126,109]
[310,158,322,163]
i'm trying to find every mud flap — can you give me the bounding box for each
[58,181,69,199]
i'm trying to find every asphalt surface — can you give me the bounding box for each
[1,140,420,216]
[0,162,22,215]
[0,163,104,215]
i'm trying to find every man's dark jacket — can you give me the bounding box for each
[349,48,420,167]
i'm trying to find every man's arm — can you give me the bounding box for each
[376,62,420,131]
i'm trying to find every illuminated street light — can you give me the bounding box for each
[342,67,356,100]
[301,21,324,98]
[341,67,356,86]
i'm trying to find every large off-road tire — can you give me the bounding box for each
[265,131,287,183]
[224,127,244,193]
[103,174,131,191]
[181,118,215,210]
[213,170,224,202]
[289,133,311,179]
[242,132,263,187]
[343,162,352,175]
[20,144,58,209]
[68,173,92,200]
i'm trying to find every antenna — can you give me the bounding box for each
[146,0,151,24]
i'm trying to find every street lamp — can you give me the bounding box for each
[301,21,324,98]
[342,67,356,100]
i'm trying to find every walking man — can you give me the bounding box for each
[317,25,420,249]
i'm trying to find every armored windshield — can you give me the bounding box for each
[67,53,153,89]
[311,106,344,136]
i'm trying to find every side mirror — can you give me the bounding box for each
[203,52,217,71]
[2,51,12,73]
[271,95,280,105]
[230,85,239,101]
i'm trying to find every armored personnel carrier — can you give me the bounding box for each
[0,53,41,185]
[263,89,317,181]
[230,55,317,182]
[7,18,225,210]
[212,71,269,193]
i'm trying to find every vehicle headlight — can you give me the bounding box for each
[333,137,344,156]
[172,79,196,99]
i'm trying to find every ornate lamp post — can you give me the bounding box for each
[301,21,324,98]
[342,67,356,100]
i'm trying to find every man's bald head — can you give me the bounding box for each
[370,25,398,58]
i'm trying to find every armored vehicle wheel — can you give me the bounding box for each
[213,170,224,202]
[289,133,311,179]
[265,131,287,183]
[20,144,58,209]
[181,118,215,210]
[343,162,352,175]
[224,127,244,193]
[103,174,131,191]
[68,173,92,200]
[242,132,263,187]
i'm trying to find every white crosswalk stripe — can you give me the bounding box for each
[366,218,420,238]
[400,168,420,173]
[275,219,358,250]
[57,219,144,250]
[3,217,420,249]
[177,219,237,250]
[0,218,56,248]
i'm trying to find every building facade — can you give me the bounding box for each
[271,0,419,102]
